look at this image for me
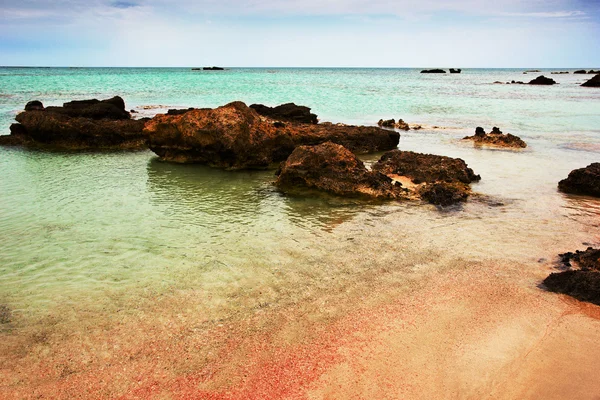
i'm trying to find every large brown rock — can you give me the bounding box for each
[372,150,481,185]
[145,101,399,169]
[462,127,527,148]
[581,74,600,87]
[558,163,600,197]
[275,142,405,199]
[0,97,149,150]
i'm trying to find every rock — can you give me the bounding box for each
[191,68,201,71]
[411,125,422,130]
[418,182,469,206]
[377,119,409,130]
[0,96,149,150]
[574,70,587,74]
[275,142,405,199]
[551,71,569,74]
[25,100,44,111]
[543,270,600,305]
[421,69,446,73]
[167,108,196,115]
[250,103,318,124]
[449,69,461,73]
[203,66,225,70]
[0,304,11,324]
[581,74,600,88]
[523,70,541,73]
[462,127,527,148]
[559,247,600,271]
[528,75,556,85]
[493,81,504,84]
[589,70,600,74]
[558,163,600,197]
[145,101,400,168]
[372,150,481,185]
[510,80,525,84]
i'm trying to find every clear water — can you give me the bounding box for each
[0,67,599,327]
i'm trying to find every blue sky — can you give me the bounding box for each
[0,0,598,67]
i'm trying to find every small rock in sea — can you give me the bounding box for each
[449,68,461,73]
[509,80,525,84]
[588,70,600,74]
[421,69,446,73]
[581,74,600,88]
[25,100,44,111]
[528,75,556,85]
[463,127,527,148]
[411,125,423,130]
[574,70,587,74]
[523,70,541,73]
[377,119,410,130]
[203,66,225,71]
[558,163,600,197]
[493,81,504,84]
[130,109,138,113]
[551,71,569,74]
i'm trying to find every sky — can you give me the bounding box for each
[0,0,599,67]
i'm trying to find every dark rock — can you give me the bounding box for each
[191,68,201,70]
[528,75,556,85]
[275,142,405,199]
[203,66,225,71]
[372,150,481,185]
[510,80,525,84]
[589,70,600,74]
[559,247,600,271]
[463,127,527,149]
[581,74,600,88]
[418,182,469,206]
[0,96,148,150]
[378,119,396,128]
[543,270,600,305]
[25,100,44,111]
[574,70,587,74]
[449,69,461,73]
[421,69,446,73]
[558,163,600,197]
[250,103,318,124]
[523,70,541,73]
[145,102,399,168]
[130,109,138,113]
[551,71,569,74]
[167,108,196,115]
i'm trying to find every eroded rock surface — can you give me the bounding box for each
[462,127,527,148]
[145,101,399,168]
[0,97,149,150]
[275,142,406,199]
[558,163,600,197]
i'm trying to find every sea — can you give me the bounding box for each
[0,67,599,342]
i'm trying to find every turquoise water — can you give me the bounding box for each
[0,67,599,325]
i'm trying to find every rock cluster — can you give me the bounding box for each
[558,163,600,197]
[0,97,149,150]
[144,101,399,168]
[462,127,527,148]
[581,74,600,88]
[544,247,600,305]
[377,118,410,130]
[574,70,600,74]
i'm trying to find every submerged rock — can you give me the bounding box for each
[373,150,481,185]
[462,127,527,148]
[0,97,149,150]
[528,75,556,85]
[250,103,318,124]
[421,69,446,73]
[544,270,600,306]
[145,101,399,168]
[581,74,600,88]
[418,182,470,206]
[558,163,600,197]
[275,142,405,199]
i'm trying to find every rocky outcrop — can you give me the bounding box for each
[203,66,224,71]
[145,101,400,168]
[373,150,481,185]
[275,142,406,199]
[250,103,318,124]
[581,74,600,88]
[449,69,461,73]
[421,69,446,73]
[528,75,556,85]
[558,163,600,197]
[544,247,600,305]
[0,97,149,150]
[462,127,527,148]
[418,182,470,206]
[377,119,409,130]
[574,70,587,74]
[544,270,600,305]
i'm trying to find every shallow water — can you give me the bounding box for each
[0,67,599,332]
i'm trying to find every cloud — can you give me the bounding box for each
[112,1,139,8]
[500,10,586,18]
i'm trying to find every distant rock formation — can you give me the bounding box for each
[523,70,541,73]
[250,103,318,124]
[203,66,225,71]
[0,97,149,150]
[144,101,399,168]
[377,118,410,131]
[558,163,600,197]
[528,75,556,85]
[421,69,446,73]
[581,74,600,88]
[551,71,569,74]
[449,69,462,73]
[462,127,527,148]
[574,70,587,74]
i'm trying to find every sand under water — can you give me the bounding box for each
[1,67,600,398]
